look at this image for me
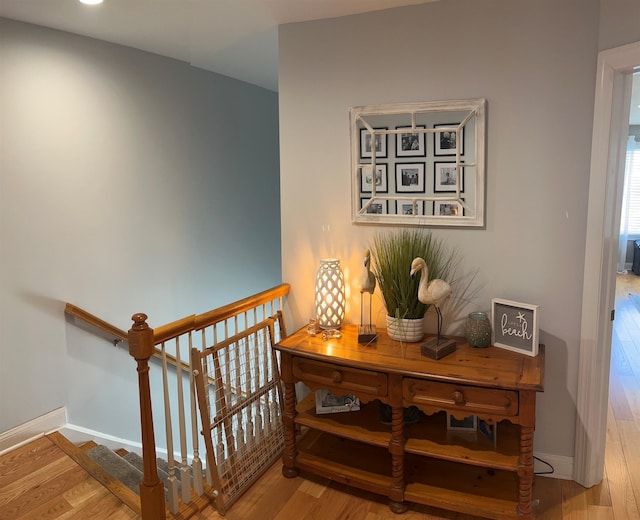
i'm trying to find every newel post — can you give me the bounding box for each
[128,313,166,520]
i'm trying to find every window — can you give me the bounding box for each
[622,139,640,237]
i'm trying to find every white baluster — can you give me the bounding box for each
[161,342,179,514]
[235,413,244,457]
[254,400,263,445]
[174,335,192,504]
[246,405,255,450]
[270,399,279,437]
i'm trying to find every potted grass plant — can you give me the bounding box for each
[369,228,461,342]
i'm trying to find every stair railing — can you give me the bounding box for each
[67,283,290,518]
[137,283,290,517]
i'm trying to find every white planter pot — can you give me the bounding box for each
[385,315,425,342]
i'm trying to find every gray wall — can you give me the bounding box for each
[0,18,282,437]
[279,0,599,465]
[599,0,640,50]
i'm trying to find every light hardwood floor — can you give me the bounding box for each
[0,436,137,520]
[1,276,639,519]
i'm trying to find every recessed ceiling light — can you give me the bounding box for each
[79,0,103,5]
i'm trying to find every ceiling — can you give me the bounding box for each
[0,0,437,92]
[1,0,639,123]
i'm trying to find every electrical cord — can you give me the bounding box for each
[534,455,554,475]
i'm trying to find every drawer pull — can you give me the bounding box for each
[452,391,465,404]
[331,371,343,383]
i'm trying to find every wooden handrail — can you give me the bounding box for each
[65,282,291,349]
[65,303,128,343]
[153,314,197,345]
[194,283,290,329]
[64,303,194,374]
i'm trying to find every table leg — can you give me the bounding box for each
[388,405,407,513]
[517,425,534,518]
[281,381,299,478]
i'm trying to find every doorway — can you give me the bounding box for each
[576,41,640,487]
[618,72,640,274]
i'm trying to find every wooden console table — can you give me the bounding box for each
[274,324,545,519]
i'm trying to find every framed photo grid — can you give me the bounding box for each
[351,99,485,226]
[355,119,473,219]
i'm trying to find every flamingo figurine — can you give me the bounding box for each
[358,249,378,343]
[410,257,452,346]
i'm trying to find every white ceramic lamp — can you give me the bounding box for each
[314,258,345,329]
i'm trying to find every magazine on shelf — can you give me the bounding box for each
[315,389,361,414]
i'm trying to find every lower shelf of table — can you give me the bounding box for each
[294,429,526,519]
[295,394,521,471]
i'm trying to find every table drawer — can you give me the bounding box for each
[292,357,388,397]
[403,378,518,416]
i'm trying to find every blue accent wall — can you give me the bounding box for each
[0,17,281,435]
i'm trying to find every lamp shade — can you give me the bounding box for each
[315,258,346,329]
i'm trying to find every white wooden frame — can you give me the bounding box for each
[350,99,486,227]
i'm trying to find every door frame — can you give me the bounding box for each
[575,40,640,487]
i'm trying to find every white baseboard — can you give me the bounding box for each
[0,407,67,456]
[2,410,572,482]
[0,408,151,460]
[60,425,200,465]
[59,424,176,461]
[534,451,574,480]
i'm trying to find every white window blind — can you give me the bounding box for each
[623,143,640,236]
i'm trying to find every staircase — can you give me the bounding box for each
[86,445,170,498]
[48,431,217,519]
[63,283,291,519]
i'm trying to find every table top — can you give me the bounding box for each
[275,324,545,392]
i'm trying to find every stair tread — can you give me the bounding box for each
[122,451,183,493]
[86,445,144,495]
[49,432,211,519]
[45,432,142,515]
[79,440,98,451]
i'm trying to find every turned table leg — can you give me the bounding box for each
[281,381,299,478]
[388,405,407,514]
[517,425,534,518]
